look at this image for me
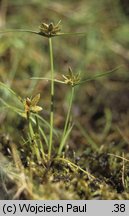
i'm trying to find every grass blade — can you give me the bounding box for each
[0,29,86,38]
[58,124,73,155]
[75,66,122,86]
[0,29,39,35]
[31,77,65,84]
[55,32,86,37]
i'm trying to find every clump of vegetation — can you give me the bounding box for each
[0,0,129,200]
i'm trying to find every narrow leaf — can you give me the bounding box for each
[0,29,86,38]
[31,77,65,84]
[75,66,121,86]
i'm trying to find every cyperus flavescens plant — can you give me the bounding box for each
[32,21,86,158]
[33,64,120,156]
[37,21,85,158]
[0,20,85,157]
[0,20,120,180]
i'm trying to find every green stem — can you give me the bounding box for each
[58,87,74,155]
[48,38,54,158]
[27,113,41,163]
[35,115,45,161]
[27,112,32,141]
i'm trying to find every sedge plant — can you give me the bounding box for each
[0,20,120,179]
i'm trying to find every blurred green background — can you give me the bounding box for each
[0,0,129,85]
[1,0,129,148]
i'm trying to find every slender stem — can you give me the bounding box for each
[58,87,74,155]
[48,38,54,158]
[27,113,41,163]
[35,115,45,161]
[27,112,32,140]
[63,87,74,136]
